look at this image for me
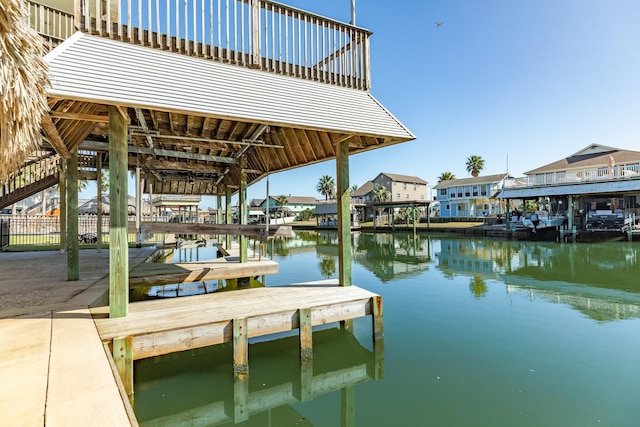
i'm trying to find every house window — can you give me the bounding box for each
[406,194,409,199]
[420,195,424,199]
[414,183,417,190]
[403,183,407,190]
[446,204,450,210]
[440,189,446,196]
[396,193,400,199]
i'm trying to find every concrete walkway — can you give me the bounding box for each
[0,248,155,426]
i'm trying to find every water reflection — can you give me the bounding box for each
[134,327,380,426]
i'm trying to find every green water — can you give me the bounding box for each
[134,232,640,426]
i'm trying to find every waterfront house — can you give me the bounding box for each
[500,144,640,232]
[433,173,510,218]
[259,195,317,219]
[372,173,428,202]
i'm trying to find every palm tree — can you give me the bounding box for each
[371,184,391,225]
[350,184,358,193]
[438,171,456,183]
[466,155,485,177]
[275,195,288,219]
[316,175,335,200]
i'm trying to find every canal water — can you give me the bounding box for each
[134,232,640,426]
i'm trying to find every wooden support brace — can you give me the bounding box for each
[41,114,72,159]
[299,308,313,362]
[341,386,356,427]
[233,317,248,378]
[113,336,134,403]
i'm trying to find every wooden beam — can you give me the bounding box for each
[66,152,79,280]
[113,336,134,403]
[225,186,233,249]
[50,111,110,123]
[299,308,312,362]
[41,114,72,159]
[239,157,248,263]
[233,318,248,377]
[59,162,67,252]
[96,155,103,252]
[336,138,352,286]
[130,222,293,237]
[80,140,237,164]
[109,105,129,319]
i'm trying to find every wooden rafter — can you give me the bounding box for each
[41,114,72,158]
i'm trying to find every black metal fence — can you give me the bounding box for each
[0,215,162,247]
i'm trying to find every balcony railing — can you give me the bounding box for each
[28,1,75,49]
[504,163,640,189]
[69,0,371,90]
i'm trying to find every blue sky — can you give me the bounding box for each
[81,0,640,208]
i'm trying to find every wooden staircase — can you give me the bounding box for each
[0,154,61,210]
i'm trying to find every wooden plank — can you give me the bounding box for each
[234,375,249,422]
[133,221,294,237]
[133,321,232,359]
[109,105,129,318]
[113,336,134,402]
[129,259,279,286]
[50,111,110,122]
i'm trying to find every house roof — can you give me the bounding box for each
[42,33,415,196]
[432,173,510,189]
[264,196,317,205]
[525,144,640,175]
[376,173,427,185]
[352,181,374,197]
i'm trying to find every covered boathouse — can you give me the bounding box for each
[1,0,414,423]
[499,144,640,241]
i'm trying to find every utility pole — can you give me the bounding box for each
[350,0,356,25]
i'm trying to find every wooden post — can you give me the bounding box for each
[109,105,129,319]
[233,375,249,422]
[225,186,233,250]
[299,358,313,402]
[113,336,134,403]
[336,138,352,287]
[59,161,67,252]
[239,157,248,263]
[372,295,383,342]
[567,195,574,240]
[66,152,79,281]
[299,308,312,362]
[233,317,248,377]
[341,386,355,427]
[135,166,142,244]
[96,155,103,252]
[250,0,260,66]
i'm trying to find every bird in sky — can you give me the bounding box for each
[435,22,444,27]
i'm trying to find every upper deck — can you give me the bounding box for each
[29,0,371,90]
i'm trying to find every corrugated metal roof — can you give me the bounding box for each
[499,179,640,199]
[45,33,415,140]
[432,173,510,189]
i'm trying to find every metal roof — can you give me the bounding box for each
[432,173,510,189]
[525,145,640,175]
[499,179,640,199]
[45,33,415,140]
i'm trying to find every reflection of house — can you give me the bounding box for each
[433,173,510,218]
[500,144,640,232]
[259,196,317,218]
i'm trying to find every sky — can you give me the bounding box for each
[79,0,640,208]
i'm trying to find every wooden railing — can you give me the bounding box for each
[504,163,640,189]
[74,0,371,89]
[28,1,75,49]
[0,154,61,210]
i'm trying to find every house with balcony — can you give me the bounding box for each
[499,144,640,232]
[433,173,510,218]
[259,195,317,219]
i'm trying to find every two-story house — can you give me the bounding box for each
[433,173,510,218]
[372,173,428,202]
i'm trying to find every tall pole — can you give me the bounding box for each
[350,0,356,25]
[336,138,352,287]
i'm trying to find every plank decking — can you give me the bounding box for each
[94,281,381,360]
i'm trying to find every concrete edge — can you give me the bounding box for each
[101,342,139,426]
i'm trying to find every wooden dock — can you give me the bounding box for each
[94,280,383,363]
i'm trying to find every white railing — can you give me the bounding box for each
[504,163,640,189]
[28,1,75,48]
[75,0,371,90]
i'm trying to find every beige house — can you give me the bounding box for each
[372,173,428,202]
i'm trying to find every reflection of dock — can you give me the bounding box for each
[136,328,382,426]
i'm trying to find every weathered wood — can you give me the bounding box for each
[234,375,249,422]
[128,259,279,286]
[50,110,110,122]
[96,155,103,252]
[341,386,355,427]
[225,186,233,249]
[58,161,67,252]
[300,359,313,402]
[131,221,293,237]
[336,138,352,286]
[41,114,72,159]
[113,336,134,403]
[66,152,79,281]
[299,307,312,362]
[233,317,248,377]
[109,105,129,318]
[372,295,383,342]
[94,283,379,360]
[239,156,248,263]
